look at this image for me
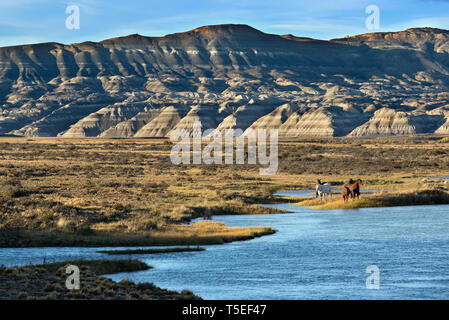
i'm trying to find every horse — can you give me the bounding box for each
[349,179,363,199]
[316,179,332,201]
[342,186,351,202]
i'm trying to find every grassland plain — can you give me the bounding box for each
[0,136,449,247]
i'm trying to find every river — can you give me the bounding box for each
[1,188,449,299]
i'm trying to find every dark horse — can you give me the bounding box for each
[341,178,362,202]
[349,179,363,199]
[342,186,351,202]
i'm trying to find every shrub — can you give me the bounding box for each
[17,292,27,299]
[43,283,55,292]
[0,177,28,198]
[56,218,76,231]
[74,223,95,236]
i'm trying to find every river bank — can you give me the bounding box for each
[0,221,275,248]
[0,259,200,300]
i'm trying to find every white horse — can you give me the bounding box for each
[316,179,332,201]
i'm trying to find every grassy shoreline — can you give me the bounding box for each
[0,222,276,248]
[97,247,205,255]
[297,189,449,209]
[0,259,200,300]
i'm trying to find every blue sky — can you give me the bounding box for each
[1,0,449,47]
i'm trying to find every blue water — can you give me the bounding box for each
[274,189,315,197]
[1,202,449,299]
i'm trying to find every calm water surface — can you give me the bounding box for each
[1,200,449,299]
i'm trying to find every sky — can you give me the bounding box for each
[0,0,449,47]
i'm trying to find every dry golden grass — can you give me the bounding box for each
[298,189,449,209]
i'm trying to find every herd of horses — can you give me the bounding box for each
[315,179,363,202]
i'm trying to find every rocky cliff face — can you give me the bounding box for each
[1,24,449,137]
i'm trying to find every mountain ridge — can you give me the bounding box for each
[1,24,449,138]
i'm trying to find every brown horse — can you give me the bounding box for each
[349,179,363,199]
[342,178,355,202]
[342,186,351,202]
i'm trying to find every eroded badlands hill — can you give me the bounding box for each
[1,24,449,137]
